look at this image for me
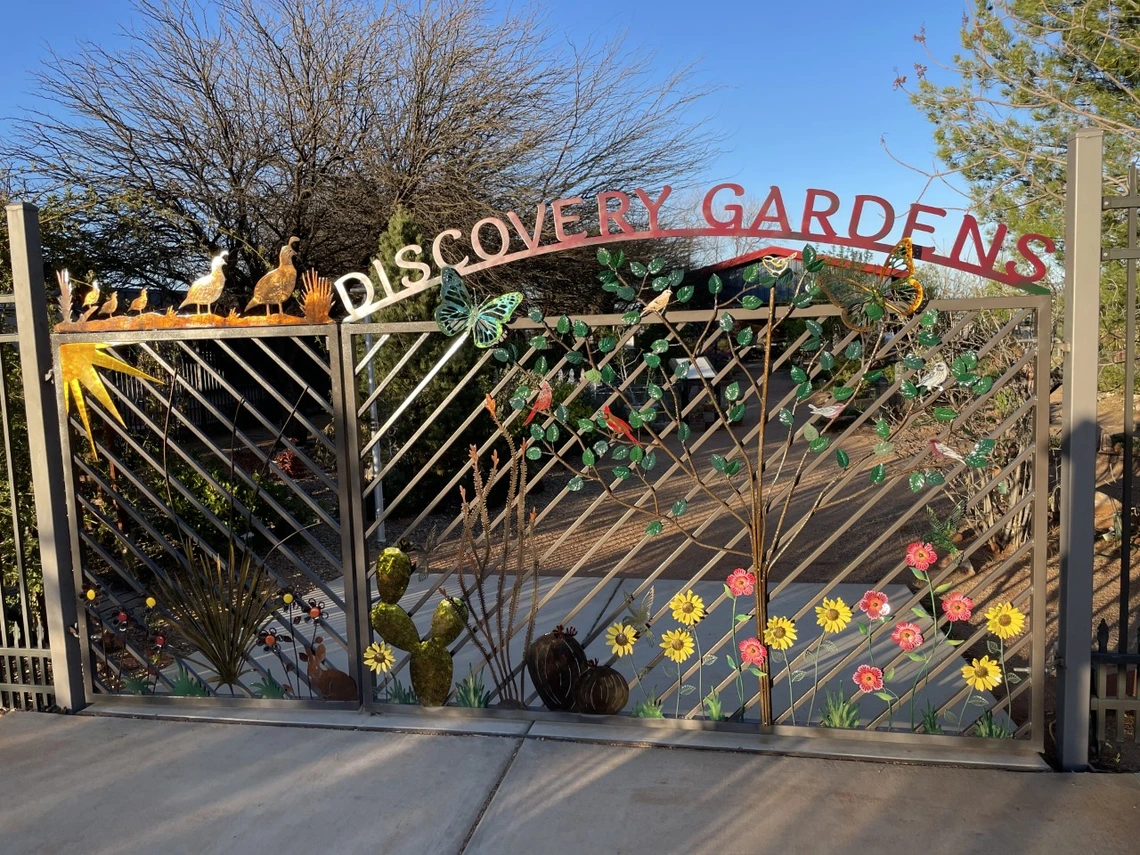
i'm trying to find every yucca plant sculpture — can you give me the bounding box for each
[152,382,305,695]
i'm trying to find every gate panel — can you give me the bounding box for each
[54,326,363,704]
[348,285,1049,749]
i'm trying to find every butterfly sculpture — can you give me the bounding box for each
[817,237,924,331]
[434,267,523,348]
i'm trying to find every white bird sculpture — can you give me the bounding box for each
[808,403,846,419]
[916,361,950,392]
[930,439,966,463]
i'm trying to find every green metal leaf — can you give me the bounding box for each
[741,295,763,310]
[646,520,664,536]
[627,410,643,429]
[796,381,812,400]
[601,365,617,383]
[530,424,545,441]
[737,328,755,347]
[832,386,854,401]
[640,408,657,423]
[677,284,695,303]
[648,257,667,275]
[573,319,589,338]
[673,360,690,378]
[835,448,850,468]
[719,312,735,332]
[920,308,939,328]
[711,454,728,473]
[493,348,510,363]
[509,396,526,411]
[529,335,548,350]
[585,369,602,383]
[926,470,946,485]
[873,440,894,456]
[918,330,941,347]
[565,350,584,365]
[728,403,746,422]
[844,340,863,360]
[672,499,688,518]
[900,380,919,399]
[647,383,664,400]
[790,365,808,383]
[777,408,794,427]
[642,452,657,470]
[725,460,741,476]
[556,315,571,334]
[974,438,996,456]
[724,381,741,402]
[869,463,886,484]
[865,303,885,322]
[651,338,671,354]
[902,355,926,370]
[875,419,890,439]
[668,268,685,287]
[546,424,560,443]
[865,369,884,383]
[630,446,644,463]
[577,418,595,433]
[809,436,830,453]
[528,307,543,323]
[534,356,548,375]
[598,336,617,353]
[932,407,957,422]
[614,465,632,479]
[630,261,648,278]
[805,319,824,339]
[799,338,821,352]
[971,376,994,395]
[651,276,670,292]
[708,274,723,295]
[644,353,662,368]
[555,404,568,421]
[617,285,636,301]
[678,423,691,442]
[568,475,584,491]
[582,449,596,467]
[622,310,641,325]
[803,424,819,442]
[525,445,542,461]
[819,351,835,371]
[593,440,610,456]
[909,472,926,493]
[964,453,989,468]
[597,248,612,267]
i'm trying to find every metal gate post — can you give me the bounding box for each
[6,202,86,712]
[1055,128,1103,770]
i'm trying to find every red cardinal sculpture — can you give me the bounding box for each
[524,380,553,426]
[602,405,642,446]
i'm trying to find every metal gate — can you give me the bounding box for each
[5,201,1057,762]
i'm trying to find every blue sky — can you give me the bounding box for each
[2,0,973,231]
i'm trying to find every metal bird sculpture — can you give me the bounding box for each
[916,361,950,392]
[128,287,149,314]
[930,439,966,463]
[182,250,228,315]
[808,402,846,419]
[246,238,299,316]
[80,279,101,321]
[602,405,642,447]
[642,289,672,317]
[98,290,118,317]
[524,380,553,426]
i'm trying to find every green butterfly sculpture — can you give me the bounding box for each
[433,267,523,348]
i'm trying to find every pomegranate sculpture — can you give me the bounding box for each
[525,625,587,711]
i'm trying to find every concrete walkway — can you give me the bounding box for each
[1,712,1138,854]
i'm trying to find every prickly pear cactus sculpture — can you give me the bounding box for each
[370,547,466,706]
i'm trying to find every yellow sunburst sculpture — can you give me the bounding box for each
[60,343,160,457]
